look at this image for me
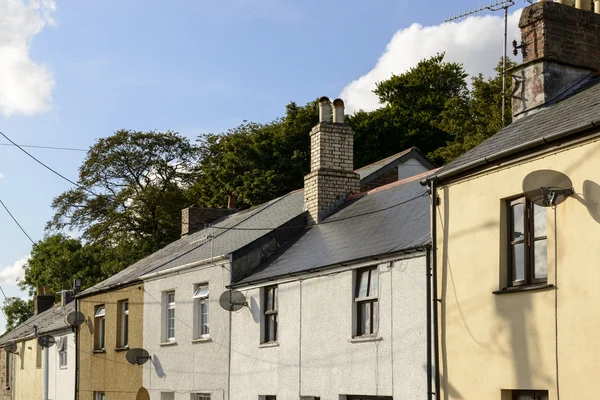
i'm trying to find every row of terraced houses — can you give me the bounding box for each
[2,2,600,400]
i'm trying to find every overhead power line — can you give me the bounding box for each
[0,198,35,245]
[0,142,87,152]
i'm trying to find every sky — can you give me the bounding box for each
[0,0,528,330]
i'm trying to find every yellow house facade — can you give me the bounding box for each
[14,338,43,400]
[426,3,600,399]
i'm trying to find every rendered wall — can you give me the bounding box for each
[14,337,42,400]
[143,262,231,400]
[436,136,600,399]
[230,256,428,400]
[78,284,145,400]
[0,350,12,400]
[48,330,75,400]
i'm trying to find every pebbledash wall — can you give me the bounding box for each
[229,255,428,400]
[142,259,231,400]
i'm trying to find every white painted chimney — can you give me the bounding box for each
[318,97,331,123]
[596,0,600,13]
[576,0,592,10]
[332,98,345,124]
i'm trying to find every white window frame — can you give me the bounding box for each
[193,284,210,339]
[94,305,106,350]
[354,266,379,337]
[164,291,176,342]
[58,336,68,369]
[119,300,129,348]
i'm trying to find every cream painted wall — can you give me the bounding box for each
[14,338,42,400]
[436,136,600,399]
[143,262,230,400]
[230,255,428,400]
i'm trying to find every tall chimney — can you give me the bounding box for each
[181,205,238,236]
[34,289,55,315]
[304,97,360,224]
[512,2,600,119]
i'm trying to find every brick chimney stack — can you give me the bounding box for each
[34,287,55,315]
[304,97,360,225]
[181,204,238,236]
[512,1,600,119]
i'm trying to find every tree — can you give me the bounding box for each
[3,297,33,332]
[348,53,468,167]
[189,101,318,208]
[18,234,116,297]
[430,58,517,164]
[48,130,199,265]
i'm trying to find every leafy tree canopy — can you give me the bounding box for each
[3,297,33,333]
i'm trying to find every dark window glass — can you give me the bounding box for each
[512,390,548,400]
[263,286,278,343]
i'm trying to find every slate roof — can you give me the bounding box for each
[79,190,306,297]
[0,302,74,345]
[356,147,435,182]
[233,169,435,286]
[434,74,600,181]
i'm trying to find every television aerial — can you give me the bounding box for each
[65,311,86,327]
[126,348,151,366]
[522,170,574,207]
[38,335,56,349]
[4,341,17,354]
[219,290,247,312]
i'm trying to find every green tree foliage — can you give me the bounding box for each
[18,234,117,297]
[431,58,517,164]
[348,53,468,167]
[3,297,33,332]
[48,130,199,265]
[189,101,318,208]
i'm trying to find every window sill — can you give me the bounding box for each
[159,341,178,347]
[92,349,106,354]
[114,346,129,352]
[493,283,554,295]
[59,366,68,370]
[192,337,211,344]
[349,336,383,343]
[259,342,279,348]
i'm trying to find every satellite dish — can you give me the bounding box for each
[219,290,247,312]
[523,170,574,207]
[65,311,86,327]
[136,387,150,400]
[126,348,150,366]
[38,335,55,349]
[4,342,17,354]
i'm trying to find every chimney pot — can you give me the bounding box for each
[318,97,331,123]
[333,98,345,124]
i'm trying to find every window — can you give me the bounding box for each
[264,396,276,400]
[512,390,548,400]
[58,337,68,369]
[194,284,209,339]
[164,291,176,341]
[192,394,211,400]
[94,392,106,400]
[355,267,379,336]
[36,343,42,369]
[262,286,278,343]
[161,393,175,400]
[19,343,24,370]
[508,197,547,287]
[346,397,392,400]
[117,300,129,348]
[5,350,10,389]
[94,305,106,350]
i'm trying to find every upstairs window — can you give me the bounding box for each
[355,267,379,336]
[94,305,106,351]
[512,390,548,400]
[117,300,129,348]
[164,291,176,342]
[508,197,547,287]
[262,286,278,343]
[193,284,210,339]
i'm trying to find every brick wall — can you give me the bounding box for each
[181,206,238,236]
[360,167,399,192]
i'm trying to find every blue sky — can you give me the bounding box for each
[0,0,526,329]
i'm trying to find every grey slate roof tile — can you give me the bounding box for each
[0,302,74,345]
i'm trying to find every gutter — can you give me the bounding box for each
[138,255,228,281]
[421,119,600,185]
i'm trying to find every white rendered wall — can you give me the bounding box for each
[398,158,429,181]
[230,255,428,400]
[47,330,75,400]
[143,262,231,400]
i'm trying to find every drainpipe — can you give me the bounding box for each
[74,297,79,400]
[429,179,441,398]
[42,346,49,400]
[426,246,433,400]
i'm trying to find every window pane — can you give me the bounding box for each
[512,243,525,281]
[200,301,209,335]
[533,204,547,238]
[357,270,369,298]
[369,269,378,297]
[272,286,277,311]
[534,239,548,279]
[372,300,379,334]
[512,203,525,241]
[194,285,209,299]
[359,302,370,335]
[266,288,274,311]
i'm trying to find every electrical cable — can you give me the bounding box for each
[0,198,35,245]
[0,142,87,152]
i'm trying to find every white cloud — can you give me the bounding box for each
[0,0,56,117]
[0,172,4,179]
[0,255,28,286]
[341,11,522,114]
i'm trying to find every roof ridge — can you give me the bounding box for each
[354,147,415,172]
[348,167,441,199]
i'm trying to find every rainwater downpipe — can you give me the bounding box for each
[429,179,441,399]
[42,346,49,400]
[426,246,433,400]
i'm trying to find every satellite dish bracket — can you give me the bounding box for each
[541,187,574,206]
